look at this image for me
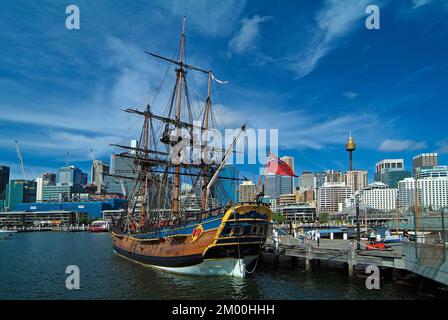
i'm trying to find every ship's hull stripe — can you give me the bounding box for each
[113,245,203,267]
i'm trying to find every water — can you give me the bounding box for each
[0,232,437,300]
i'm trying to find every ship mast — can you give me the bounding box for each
[201,72,212,209]
[172,17,187,215]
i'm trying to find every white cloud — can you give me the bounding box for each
[343,91,359,100]
[228,15,271,54]
[412,0,433,9]
[155,0,247,37]
[288,0,374,78]
[378,139,428,152]
[436,138,448,154]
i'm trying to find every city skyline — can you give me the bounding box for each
[1,1,448,182]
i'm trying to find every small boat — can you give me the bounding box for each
[0,229,17,233]
[89,220,110,233]
[0,230,15,240]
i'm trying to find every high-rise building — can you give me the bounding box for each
[359,182,397,211]
[298,172,314,189]
[317,183,351,213]
[375,159,404,174]
[239,180,255,202]
[398,176,448,210]
[56,166,87,187]
[36,173,56,202]
[5,180,37,211]
[91,160,110,194]
[0,166,10,201]
[265,174,294,199]
[325,170,344,184]
[344,170,368,194]
[374,159,411,188]
[413,153,438,173]
[397,178,419,208]
[416,166,448,179]
[104,153,138,196]
[281,156,295,190]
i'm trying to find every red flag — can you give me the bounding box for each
[266,153,295,176]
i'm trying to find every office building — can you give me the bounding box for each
[56,166,87,187]
[0,166,10,201]
[317,183,351,214]
[398,178,419,208]
[413,153,438,173]
[41,185,85,202]
[398,176,448,210]
[104,153,138,196]
[344,170,368,194]
[416,166,448,179]
[374,159,412,188]
[298,172,315,189]
[5,180,37,211]
[239,180,255,202]
[36,173,56,202]
[325,170,344,184]
[265,174,294,199]
[359,182,397,211]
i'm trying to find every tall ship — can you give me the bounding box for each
[110,17,272,277]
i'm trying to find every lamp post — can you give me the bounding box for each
[356,194,360,251]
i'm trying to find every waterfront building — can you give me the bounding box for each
[359,182,397,211]
[91,160,110,194]
[36,173,56,202]
[15,198,127,219]
[277,203,317,222]
[374,159,411,188]
[317,182,351,214]
[239,180,256,202]
[413,153,438,173]
[0,166,10,201]
[344,170,368,194]
[4,180,37,211]
[56,166,87,187]
[0,210,88,228]
[265,174,294,199]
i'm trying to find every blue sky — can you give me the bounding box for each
[1,0,447,183]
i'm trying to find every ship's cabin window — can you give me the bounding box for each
[229,225,244,237]
[251,224,258,235]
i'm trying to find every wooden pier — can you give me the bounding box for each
[264,227,448,286]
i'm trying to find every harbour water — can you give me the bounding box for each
[0,232,441,300]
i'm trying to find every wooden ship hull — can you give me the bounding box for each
[111,204,271,277]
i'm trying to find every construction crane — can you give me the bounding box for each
[14,140,28,180]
